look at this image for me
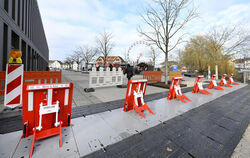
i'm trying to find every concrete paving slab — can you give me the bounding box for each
[98,109,149,137]
[12,127,79,158]
[0,130,22,158]
[71,115,122,157]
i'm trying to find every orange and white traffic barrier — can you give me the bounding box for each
[228,73,239,85]
[22,83,73,158]
[192,75,211,95]
[123,79,154,118]
[220,74,232,88]
[167,77,191,103]
[4,64,24,108]
[208,74,224,90]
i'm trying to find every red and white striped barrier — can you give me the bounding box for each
[4,64,24,108]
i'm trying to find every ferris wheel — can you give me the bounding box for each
[127,41,155,64]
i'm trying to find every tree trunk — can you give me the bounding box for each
[85,62,88,71]
[165,54,168,85]
[215,65,218,80]
[153,57,156,70]
[104,58,106,68]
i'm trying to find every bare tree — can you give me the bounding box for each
[138,0,197,84]
[64,56,74,70]
[149,49,161,69]
[207,25,250,60]
[71,50,83,71]
[96,30,115,67]
[75,46,99,71]
[123,50,129,64]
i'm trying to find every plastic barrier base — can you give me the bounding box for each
[84,88,95,92]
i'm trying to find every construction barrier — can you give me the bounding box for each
[0,70,61,96]
[208,74,224,90]
[169,71,182,81]
[192,75,211,95]
[4,64,24,108]
[243,70,250,84]
[143,71,161,82]
[228,73,239,85]
[219,74,232,88]
[22,83,73,158]
[167,77,191,103]
[89,67,123,88]
[123,79,154,118]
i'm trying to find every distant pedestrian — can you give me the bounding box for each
[109,64,113,71]
[124,64,134,80]
[97,65,100,71]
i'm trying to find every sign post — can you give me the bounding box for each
[4,49,24,108]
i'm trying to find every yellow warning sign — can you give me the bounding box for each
[8,49,22,64]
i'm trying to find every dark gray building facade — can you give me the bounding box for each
[0,0,49,71]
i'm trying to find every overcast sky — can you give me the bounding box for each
[37,0,250,65]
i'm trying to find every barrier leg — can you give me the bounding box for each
[134,106,146,118]
[144,104,154,115]
[233,82,239,85]
[215,86,224,90]
[199,90,208,95]
[200,89,211,95]
[182,95,191,102]
[29,128,36,158]
[59,122,62,147]
[204,89,212,95]
[225,84,232,88]
[176,95,187,103]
